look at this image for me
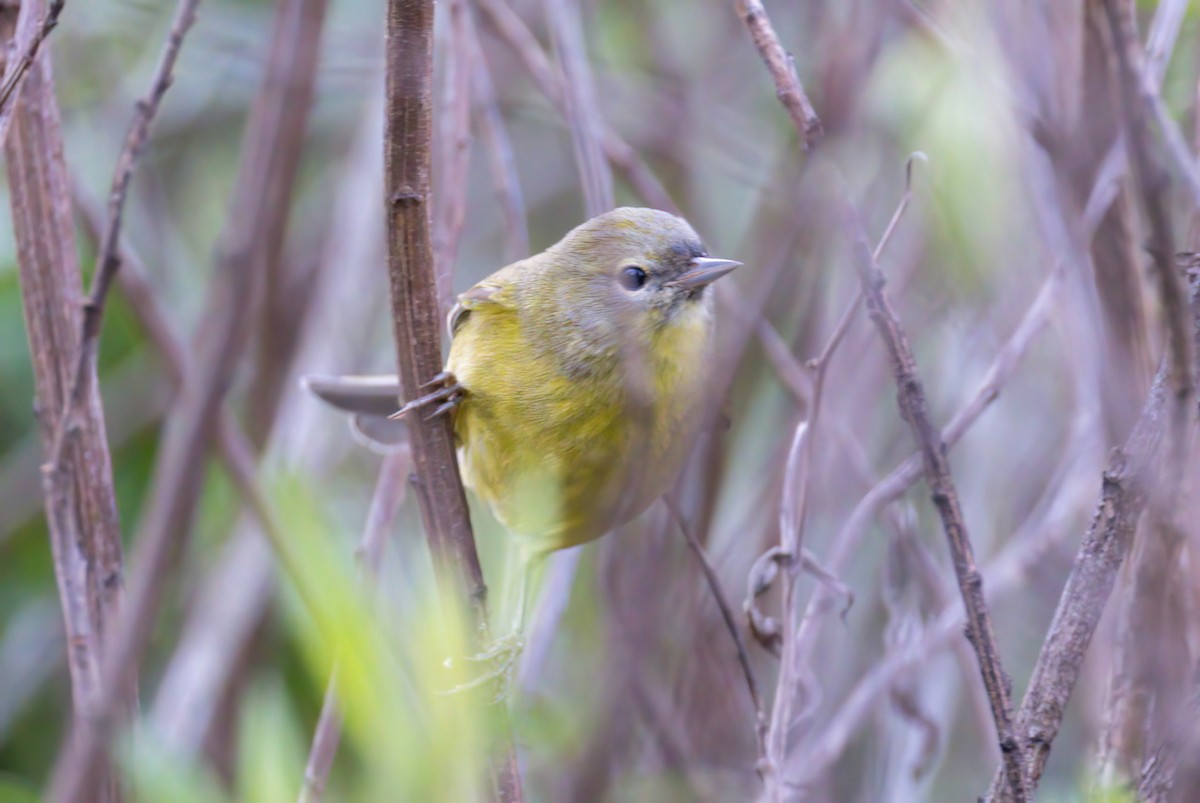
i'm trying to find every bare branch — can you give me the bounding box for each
[474,0,677,213]
[663,495,766,771]
[384,0,522,799]
[2,6,130,799]
[38,0,199,649]
[47,0,330,797]
[433,0,474,312]
[844,199,1026,801]
[466,9,527,262]
[732,0,821,148]
[0,0,62,143]
[300,450,412,803]
[542,0,613,215]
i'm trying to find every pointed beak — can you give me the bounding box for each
[667,257,743,290]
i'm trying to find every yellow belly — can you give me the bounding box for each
[447,304,708,556]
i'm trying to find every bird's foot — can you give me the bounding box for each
[439,631,525,703]
[389,371,465,421]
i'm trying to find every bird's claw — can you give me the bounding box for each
[388,371,465,420]
[438,632,525,703]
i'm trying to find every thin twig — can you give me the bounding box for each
[542,0,613,215]
[796,457,1090,788]
[762,420,811,798]
[300,450,412,803]
[47,0,330,797]
[732,0,821,148]
[41,0,199,515]
[756,161,923,796]
[983,363,1174,801]
[473,0,677,213]
[663,495,765,768]
[384,1,523,799]
[433,0,474,312]
[0,0,62,142]
[465,9,528,262]
[844,198,1026,801]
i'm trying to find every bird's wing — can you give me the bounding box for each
[447,263,521,338]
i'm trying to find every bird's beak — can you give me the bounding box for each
[668,257,743,290]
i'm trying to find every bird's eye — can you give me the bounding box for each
[619,266,647,290]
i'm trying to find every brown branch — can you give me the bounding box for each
[2,10,123,799]
[0,0,62,142]
[432,0,474,312]
[1102,0,1194,463]
[473,0,678,213]
[979,1,1195,796]
[466,9,527,262]
[542,0,612,215]
[1088,0,1196,787]
[384,1,522,800]
[300,449,412,803]
[763,420,812,796]
[844,199,1026,801]
[983,362,1172,801]
[47,0,330,798]
[39,0,198,630]
[732,0,822,149]
[794,463,1090,787]
[663,495,765,767]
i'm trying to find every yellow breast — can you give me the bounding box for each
[446,298,711,556]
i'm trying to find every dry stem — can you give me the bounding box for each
[385,0,522,799]
[732,0,822,148]
[845,200,1026,801]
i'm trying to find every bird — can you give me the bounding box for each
[304,206,741,692]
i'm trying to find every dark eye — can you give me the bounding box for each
[619,266,647,290]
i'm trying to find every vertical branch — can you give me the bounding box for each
[3,0,111,736]
[466,10,527,262]
[542,0,613,216]
[47,0,329,798]
[41,0,199,666]
[432,0,474,311]
[0,0,62,142]
[299,449,412,803]
[384,1,523,800]
[474,0,676,213]
[844,201,1026,801]
[1095,0,1195,784]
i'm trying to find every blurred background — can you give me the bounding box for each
[2,0,1199,800]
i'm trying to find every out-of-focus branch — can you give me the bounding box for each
[246,0,330,443]
[762,420,810,797]
[299,449,411,803]
[48,0,330,798]
[1090,0,1196,787]
[543,0,612,216]
[2,8,123,800]
[0,0,62,142]
[433,0,474,312]
[732,0,822,148]
[663,495,765,767]
[845,200,1025,801]
[384,1,522,800]
[466,9,527,262]
[473,0,677,213]
[795,455,1091,787]
[983,362,1173,801]
[1102,0,1193,463]
[39,0,198,683]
